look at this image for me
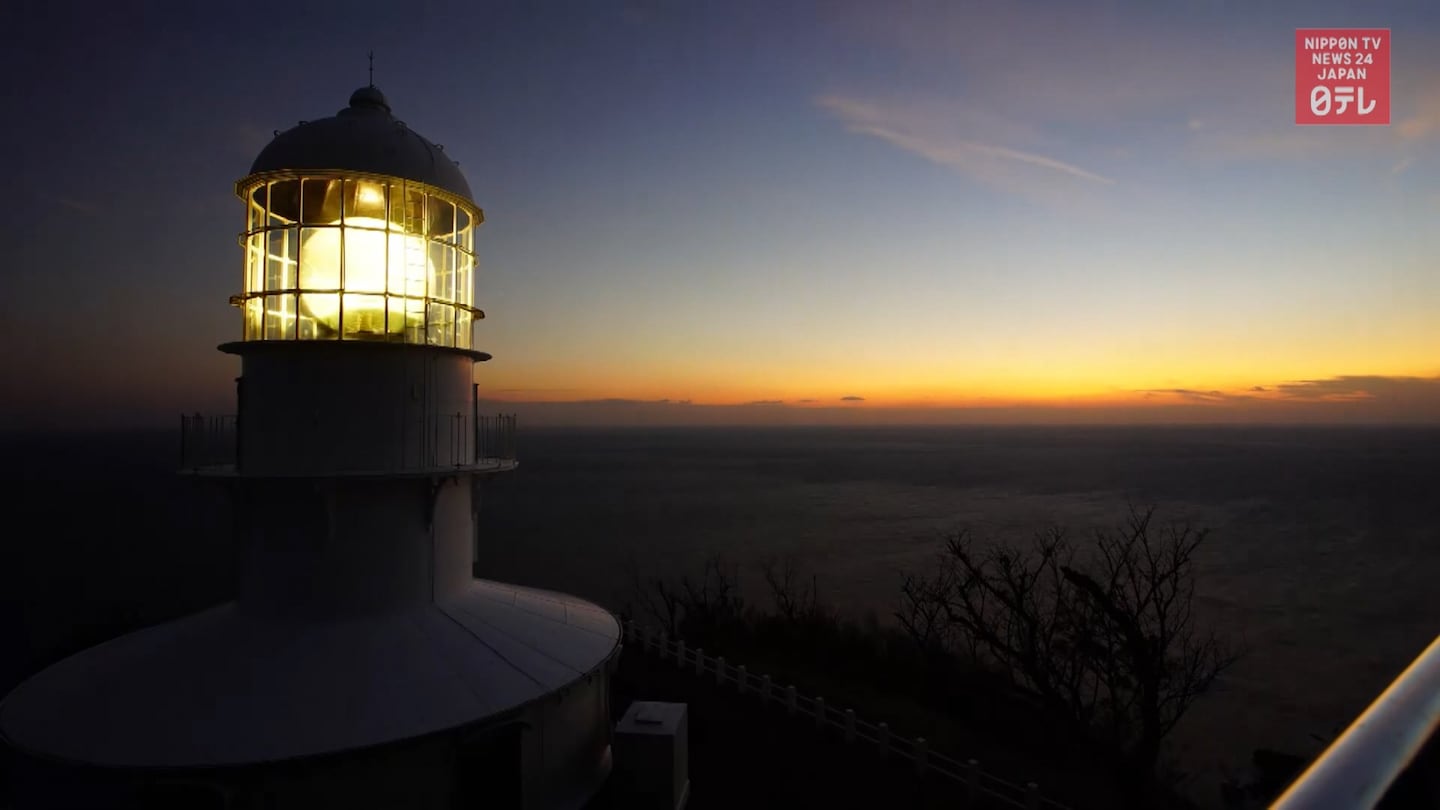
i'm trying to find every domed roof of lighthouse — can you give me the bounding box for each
[248,85,474,203]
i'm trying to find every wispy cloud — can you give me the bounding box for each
[827,2,1440,170]
[1396,77,1440,141]
[53,196,100,215]
[817,94,1113,205]
[1136,376,1440,419]
[1269,376,1427,403]
[826,2,1273,123]
[575,397,673,405]
[493,388,581,393]
[1139,388,1229,403]
[840,395,865,401]
[1183,65,1440,163]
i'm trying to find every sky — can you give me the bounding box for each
[2,0,1438,428]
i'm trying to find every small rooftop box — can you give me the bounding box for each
[613,701,690,810]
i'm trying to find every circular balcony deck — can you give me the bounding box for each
[0,579,619,769]
[179,458,519,479]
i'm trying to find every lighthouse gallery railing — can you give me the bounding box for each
[179,414,238,470]
[179,411,516,472]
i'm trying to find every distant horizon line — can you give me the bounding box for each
[4,421,1440,438]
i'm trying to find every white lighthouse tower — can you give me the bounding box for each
[1,85,622,809]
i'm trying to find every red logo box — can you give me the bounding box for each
[1295,29,1390,125]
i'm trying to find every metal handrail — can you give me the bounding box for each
[475,413,517,462]
[1272,634,1440,809]
[625,620,1065,810]
[179,413,238,469]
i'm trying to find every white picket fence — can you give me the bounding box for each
[623,620,1073,810]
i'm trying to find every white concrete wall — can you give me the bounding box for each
[235,476,474,618]
[523,674,613,810]
[432,476,476,600]
[235,344,477,476]
[238,731,461,810]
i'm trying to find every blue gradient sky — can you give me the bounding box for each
[3,0,1438,427]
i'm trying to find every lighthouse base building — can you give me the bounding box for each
[2,581,620,809]
[0,86,621,810]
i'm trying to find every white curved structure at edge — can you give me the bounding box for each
[1271,633,1440,809]
[0,580,620,770]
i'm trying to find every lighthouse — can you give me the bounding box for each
[0,86,622,809]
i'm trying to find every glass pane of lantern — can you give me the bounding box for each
[427,302,455,347]
[378,297,397,342]
[297,227,340,291]
[301,177,342,224]
[455,308,472,349]
[455,207,470,250]
[388,295,424,342]
[266,228,296,292]
[342,294,387,339]
[344,178,388,223]
[246,233,265,294]
[297,311,319,340]
[248,183,265,223]
[428,242,456,302]
[454,250,473,308]
[244,298,263,340]
[341,224,387,293]
[387,182,403,229]
[299,293,338,339]
[263,293,296,340]
[247,184,266,234]
[392,185,426,236]
[428,197,456,242]
[267,179,300,226]
[391,233,427,297]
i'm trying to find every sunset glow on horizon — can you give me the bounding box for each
[4,0,1439,428]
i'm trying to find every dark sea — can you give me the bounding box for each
[3,425,1438,804]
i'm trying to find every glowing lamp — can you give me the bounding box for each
[296,205,433,336]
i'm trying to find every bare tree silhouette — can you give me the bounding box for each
[898,506,1240,803]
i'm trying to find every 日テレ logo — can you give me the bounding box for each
[1295,29,1391,125]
